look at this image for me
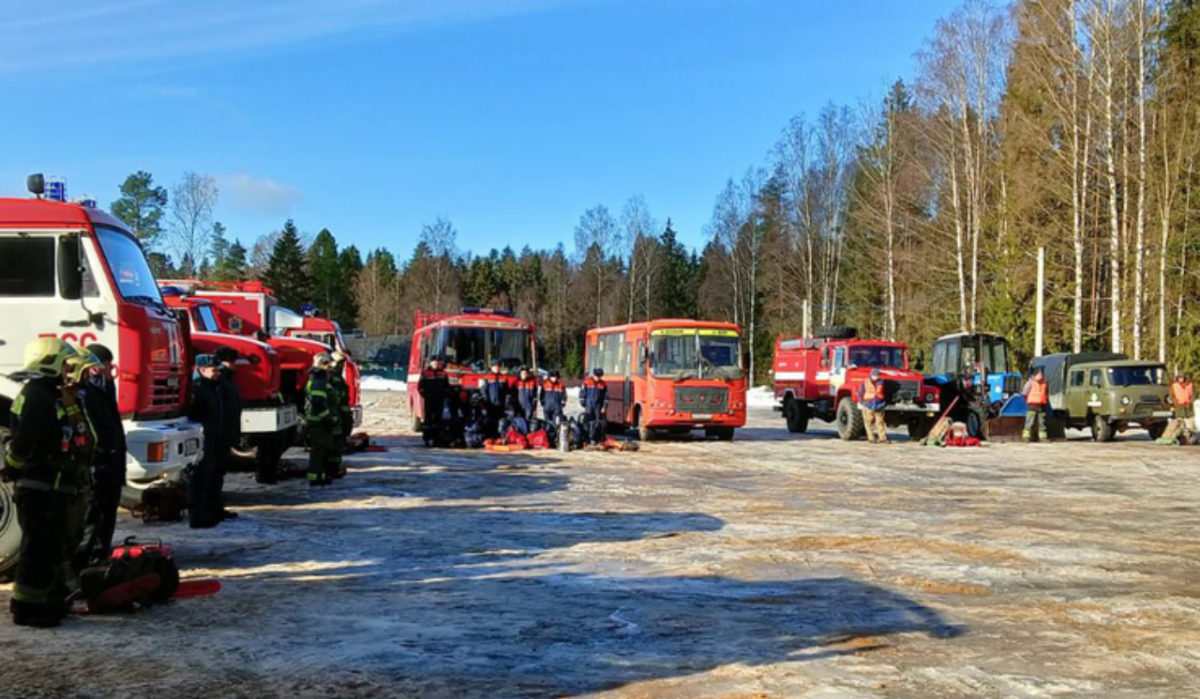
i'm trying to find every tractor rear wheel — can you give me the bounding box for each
[836,399,865,441]
[965,407,987,439]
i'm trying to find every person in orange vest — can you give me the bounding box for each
[540,370,567,425]
[855,368,889,444]
[1171,373,1195,433]
[1022,368,1050,443]
[513,366,539,423]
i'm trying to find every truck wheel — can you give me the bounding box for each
[815,325,857,340]
[1091,414,1115,442]
[907,416,932,441]
[0,483,19,582]
[1146,422,1167,440]
[836,399,865,441]
[785,400,809,434]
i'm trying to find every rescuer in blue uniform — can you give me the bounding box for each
[540,370,567,425]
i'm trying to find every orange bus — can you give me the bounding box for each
[584,319,746,441]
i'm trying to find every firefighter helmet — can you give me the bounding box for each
[312,352,334,371]
[22,337,77,378]
[64,348,102,385]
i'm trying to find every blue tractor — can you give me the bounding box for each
[922,332,1024,438]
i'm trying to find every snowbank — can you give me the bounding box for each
[361,375,408,392]
[747,386,777,409]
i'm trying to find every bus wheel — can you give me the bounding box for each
[633,408,653,441]
[706,427,735,441]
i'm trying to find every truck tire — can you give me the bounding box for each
[1091,414,1115,442]
[836,399,865,441]
[0,428,18,581]
[907,415,932,441]
[785,399,809,434]
[815,325,857,340]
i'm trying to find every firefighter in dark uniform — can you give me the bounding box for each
[329,351,353,477]
[514,366,539,423]
[2,339,85,627]
[580,368,609,443]
[417,356,450,446]
[540,370,567,425]
[61,348,101,574]
[188,354,225,528]
[80,343,125,560]
[215,347,242,519]
[305,353,336,486]
[478,359,511,438]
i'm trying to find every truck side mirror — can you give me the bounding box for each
[58,234,83,300]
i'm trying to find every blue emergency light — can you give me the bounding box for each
[300,303,317,316]
[46,180,67,203]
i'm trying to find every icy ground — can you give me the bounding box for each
[2,391,1199,698]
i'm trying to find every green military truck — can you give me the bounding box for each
[1030,353,1173,442]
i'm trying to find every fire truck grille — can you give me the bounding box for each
[884,379,922,404]
[675,386,729,414]
[150,377,182,408]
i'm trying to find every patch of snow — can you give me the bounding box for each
[362,375,408,392]
[747,386,778,409]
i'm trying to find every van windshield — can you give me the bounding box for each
[436,326,532,371]
[1107,365,1163,386]
[95,226,162,304]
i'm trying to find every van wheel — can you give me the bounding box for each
[785,400,809,434]
[1091,414,1115,442]
[836,399,865,441]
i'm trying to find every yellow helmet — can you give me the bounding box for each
[23,337,77,378]
[64,345,102,384]
[312,352,334,371]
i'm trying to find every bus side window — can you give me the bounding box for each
[635,339,646,377]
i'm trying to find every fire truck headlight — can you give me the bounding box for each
[925,392,936,403]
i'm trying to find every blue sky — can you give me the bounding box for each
[0,0,958,258]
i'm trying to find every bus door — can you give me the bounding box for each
[605,337,630,424]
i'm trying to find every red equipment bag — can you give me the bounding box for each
[526,430,551,449]
[504,429,530,448]
[78,538,180,613]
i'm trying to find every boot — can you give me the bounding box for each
[11,600,62,629]
[1022,430,1031,443]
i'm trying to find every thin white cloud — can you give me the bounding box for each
[218,173,303,217]
[0,0,582,73]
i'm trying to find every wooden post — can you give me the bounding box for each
[1036,246,1046,357]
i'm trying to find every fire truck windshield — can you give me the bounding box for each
[96,226,162,304]
[651,330,742,380]
[848,346,905,369]
[435,326,531,371]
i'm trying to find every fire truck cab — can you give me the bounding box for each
[773,329,939,441]
[0,192,203,573]
[159,289,299,470]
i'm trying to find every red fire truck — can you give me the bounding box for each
[159,289,298,475]
[0,187,203,574]
[584,320,747,441]
[772,329,939,440]
[407,308,536,430]
[158,280,362,431]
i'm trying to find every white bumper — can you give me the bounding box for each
[242,403,298,434]
[124,416,204,483]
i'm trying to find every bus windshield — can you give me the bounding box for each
[848,346,906,369]
[651,330,742,380]
[436,326,532,372]
[95,226,162,304]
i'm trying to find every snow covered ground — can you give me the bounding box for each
[2,390,1198,698]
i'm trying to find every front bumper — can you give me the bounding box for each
[242,403,299,434]
[884,402,940,414]
[645,411,747,429]
[124,417,204,483]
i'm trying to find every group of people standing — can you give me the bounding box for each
[3,338,128,627]
[416,357,610,446]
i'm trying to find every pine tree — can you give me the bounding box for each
[337,245,364,327]
[659,219,698,318]
[111,171,168,247]
[308,229,349,321]
[261,219,312,310]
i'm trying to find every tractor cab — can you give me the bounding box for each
[925,332,1023,437]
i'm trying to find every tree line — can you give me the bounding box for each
[110,0,1200,382]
